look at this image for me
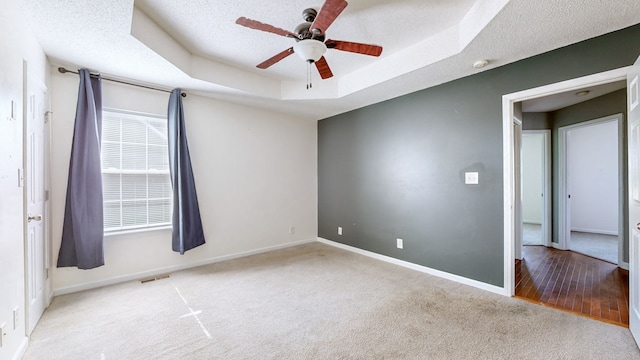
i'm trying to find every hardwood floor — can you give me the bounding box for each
[515,245,629,327]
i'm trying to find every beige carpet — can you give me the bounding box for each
[24,242,640,359]
[523,223,543,246]
[570,231,619,264]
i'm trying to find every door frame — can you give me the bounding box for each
[513,120,523,259]
[521,129,552,248]
[502,66,630,296]
[557,114,625,267]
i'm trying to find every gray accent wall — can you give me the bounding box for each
[522,112,552,131]
[318,25,640,287]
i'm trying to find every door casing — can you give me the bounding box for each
[502,66,630,296]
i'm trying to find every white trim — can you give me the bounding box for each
[558,125,570,250]
[53,238,316,296]
[621,261,630,271]
[570,228,619,236]
[514,122,523,260]
[551,242,564,250]
[503,66,630,297]
[316,237,505,295]
[503,95,515,296]
[522,220,542,225]
[618,114,626,268]
[543,130,552,247]
[104,225,172,237]
[631,75,638,111]
[12,337,29,360]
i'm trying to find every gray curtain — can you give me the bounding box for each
[57,69,104,269]
[168,89,205,254]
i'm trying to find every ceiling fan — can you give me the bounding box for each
[235,0,383,88]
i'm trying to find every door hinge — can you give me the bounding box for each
[17,168,24,188]
[45,110,52,124]
[45,190,49,201]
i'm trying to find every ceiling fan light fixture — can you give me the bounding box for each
[294,39,327,62]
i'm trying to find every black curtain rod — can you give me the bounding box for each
[57,67,186,97]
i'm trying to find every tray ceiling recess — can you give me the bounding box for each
[23,0,640,119]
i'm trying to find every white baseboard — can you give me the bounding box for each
[53,238,316,296]
[551,242,564,250]
[316,237,505,296]
[571,228,618,236]
[522,221,541,225]
[12,337,28,360]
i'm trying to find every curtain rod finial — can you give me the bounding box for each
[181,92,187,98]
[58,67,67,74]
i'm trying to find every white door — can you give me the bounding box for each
[25,75,47,335]
[628,55,640,345]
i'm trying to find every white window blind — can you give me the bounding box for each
[101,109,172,233]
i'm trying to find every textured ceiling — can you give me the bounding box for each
[21,0,640,120]
[134,0,476,81]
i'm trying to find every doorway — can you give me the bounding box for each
[502,66,630,296]
[558,115,624,265]
[503,67,632,329]
[521,130,551,248]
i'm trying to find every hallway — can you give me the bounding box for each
[515,245,629,327]
[523,223,618,264]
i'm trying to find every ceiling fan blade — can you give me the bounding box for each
[314,56,333,79]
[256,47,294,69]
[310,0,348,35]
[236,17,298,38]
[326,40,383,57]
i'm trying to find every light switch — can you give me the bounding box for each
[465,172,479,185]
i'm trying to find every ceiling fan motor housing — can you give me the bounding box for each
[302,8,317,22]
[294,22,325,42]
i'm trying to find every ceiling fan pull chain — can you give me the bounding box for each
[307,60,313,89]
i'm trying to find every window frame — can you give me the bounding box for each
[100,108,173,235]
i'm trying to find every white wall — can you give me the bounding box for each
[569,120,618,235]
[0,2,48,359]
[522,133,544,224]
[50,71,318,293]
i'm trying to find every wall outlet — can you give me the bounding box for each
[12,307,19,330]
[338,226,342,235]
[289,226,295,235]
[397,238,404,249]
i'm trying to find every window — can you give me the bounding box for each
[101,109,172,233]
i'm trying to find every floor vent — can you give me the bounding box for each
[140,274,170,284]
